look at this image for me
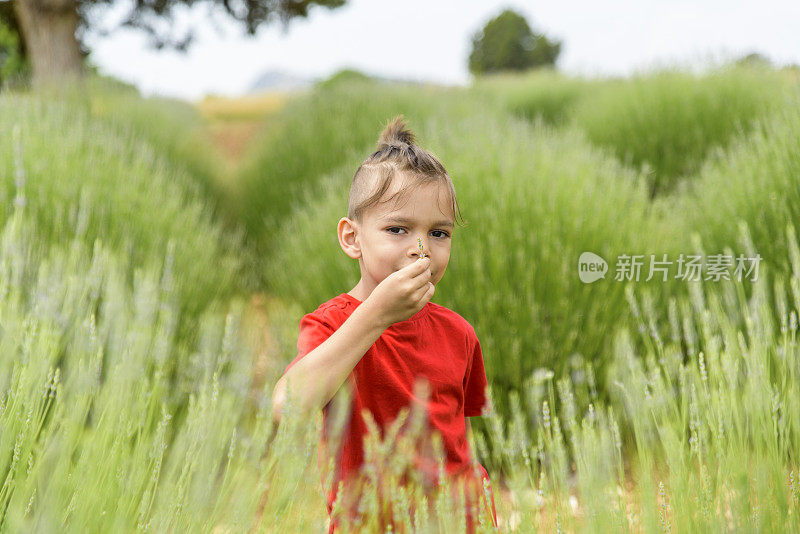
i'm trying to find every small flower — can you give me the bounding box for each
[532,368,555,384]
[542,400,551,430]
[658,480,671,533]
[697,351,707,381]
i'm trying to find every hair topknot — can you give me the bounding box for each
[346,114,466,228]
[377,115,416,149]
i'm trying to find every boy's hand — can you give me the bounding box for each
[367,256,434,328]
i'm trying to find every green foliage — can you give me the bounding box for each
[105,0,348,49]
[603,229,800,532]
[0,93,250,340]
[480,65,790,197]
[0,204,261,531]
[570,65,789,197]
[735,51,772,68]
[468,9,561,75]
[0,18,28,87]
[469,68,591,125]
[315,68,374,91]
[58,76,235,222]
[677,96,800,280]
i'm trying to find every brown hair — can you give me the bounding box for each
[347,115,465,227]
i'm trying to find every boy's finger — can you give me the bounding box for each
[412,280,434,303]
[425,281,435,299]
[403,256,431,276]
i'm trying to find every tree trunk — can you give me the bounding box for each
[13,0,84,87]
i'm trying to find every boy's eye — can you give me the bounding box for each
[386,227,450,238]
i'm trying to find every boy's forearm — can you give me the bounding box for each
[272,300,388,423]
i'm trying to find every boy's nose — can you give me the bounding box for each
[410,237,428,258]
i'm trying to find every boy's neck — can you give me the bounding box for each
[347,278,376,303]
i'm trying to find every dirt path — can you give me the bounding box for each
[206,120,263,166]
[196,90,287,174]
[240,292,289,407]
[193,94,294,418]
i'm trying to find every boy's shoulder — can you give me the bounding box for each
[426,301,478,338]
[314,293,352,312]
[306,294,354,324]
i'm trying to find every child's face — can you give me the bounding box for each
[345,177,454,297]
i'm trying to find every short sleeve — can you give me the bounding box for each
[282,311,336,377]
[463,333,492,417]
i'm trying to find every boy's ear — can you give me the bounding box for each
[338,217,362,260]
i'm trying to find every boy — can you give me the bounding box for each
[271,116,497,532]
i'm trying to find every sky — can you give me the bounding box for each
[83,0,800,102]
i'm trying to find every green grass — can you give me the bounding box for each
[602,227,800,532]
[0,204,250,530]
[675,97,800,281]
[54,77,235,219]
[572,65,790,197]
[480,65,791,198]
[470,67,592,125]
[4,66,800,532]
[0,91,255,342]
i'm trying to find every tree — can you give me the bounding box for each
[0,2,28,84]
[468,9,561,76]
[4,0,346,88]
[734,51,772,68]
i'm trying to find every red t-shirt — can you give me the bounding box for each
[281,293,498,532]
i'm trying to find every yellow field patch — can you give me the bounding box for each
[197,90,294,121]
